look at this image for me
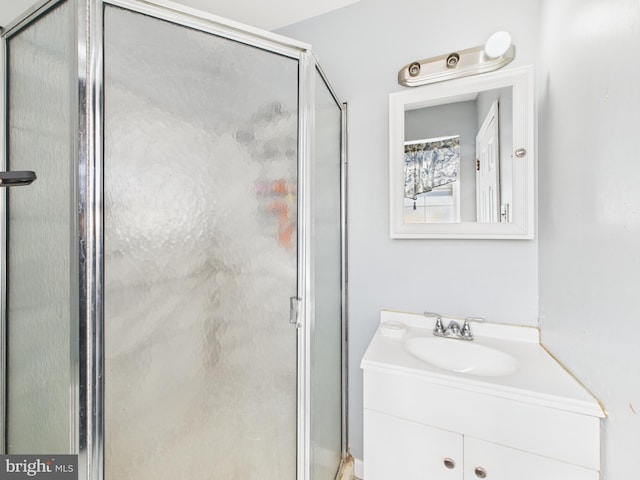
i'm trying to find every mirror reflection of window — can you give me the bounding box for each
[403,136,461,223]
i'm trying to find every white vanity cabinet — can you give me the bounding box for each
[364,409,462,480]
[463,437,598,480]
[362,310,605,480]
[364,409,598,480]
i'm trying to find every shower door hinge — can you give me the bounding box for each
[289,296,302,328]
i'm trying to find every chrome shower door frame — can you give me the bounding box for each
[80,2,348,480]
[0,0,80,456]
[299,56,350,480]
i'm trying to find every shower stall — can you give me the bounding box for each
[0,1,347,479]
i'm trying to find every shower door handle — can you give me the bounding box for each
[0,171,37,187]
[289,296,302,328]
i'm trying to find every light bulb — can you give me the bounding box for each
[484,31,512,59]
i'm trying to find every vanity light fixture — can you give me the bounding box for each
[398,31,515,87]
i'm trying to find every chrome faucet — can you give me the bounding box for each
[424,311,445,335]
[426,312,485,341]
[460,317,485,340]
[444,320,462,337]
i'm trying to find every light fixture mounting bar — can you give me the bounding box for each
[398,43,515,87]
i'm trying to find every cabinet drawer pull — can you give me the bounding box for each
[443,458,456,469]
[474,466,487,478]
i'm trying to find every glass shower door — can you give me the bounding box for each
[103,6,299,480]
[2,0,76,455]
[310,71,345,480]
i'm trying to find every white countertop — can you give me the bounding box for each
[361,309,605,418]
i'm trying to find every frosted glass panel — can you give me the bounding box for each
[311,71,343,479]
[5,1,74,454]
[103,7,298,480]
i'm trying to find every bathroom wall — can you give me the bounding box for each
[279,0,540,460]
[538,0,640,478]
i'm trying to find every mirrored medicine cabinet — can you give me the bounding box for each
[389,65,535,239]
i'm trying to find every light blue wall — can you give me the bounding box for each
[538,1,640,478]
[279,0,540,460]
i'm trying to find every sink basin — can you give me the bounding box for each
[404,337,518,376]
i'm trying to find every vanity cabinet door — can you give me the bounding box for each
[464,437,599,480]
[364,409,463,480]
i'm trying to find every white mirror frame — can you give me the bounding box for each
[389,65,535,239]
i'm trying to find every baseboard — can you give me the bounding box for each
[354,457,364,480]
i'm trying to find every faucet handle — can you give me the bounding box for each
[464,316,485,324]
[461,317,485,340]
[425,311,444,335]
[433,317,445,335]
